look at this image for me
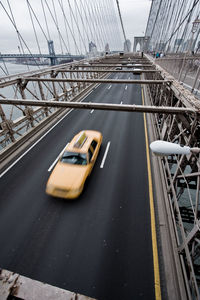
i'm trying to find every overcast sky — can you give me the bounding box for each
[119,0,151,41]
[0,0,152,54]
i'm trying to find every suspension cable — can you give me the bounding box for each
[115,0,128,51]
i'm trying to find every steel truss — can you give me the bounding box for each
[0,54,164,150]
[1,54,200,298]
[0,60,112,149]
[144,59,200,299]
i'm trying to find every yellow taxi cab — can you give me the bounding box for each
[46,130,102,199]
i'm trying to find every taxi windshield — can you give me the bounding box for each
[61,151,87,165]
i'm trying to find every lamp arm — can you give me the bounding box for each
[190,147,200,154]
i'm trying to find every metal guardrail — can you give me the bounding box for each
[144,55,200,299]
[0,59,111,150]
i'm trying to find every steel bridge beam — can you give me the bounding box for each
[77,64,152,68]
[0,99,197,114]
[20,77,171,85]
[56,69,159,73]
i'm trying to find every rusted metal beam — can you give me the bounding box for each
[56,69,158,73]
[76,64,152,68]
[20,77,171,85]
[0,98,197,114]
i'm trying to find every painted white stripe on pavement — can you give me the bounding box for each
[100,141,111,168]
[107,85,112,90]
[48,143,69,172]
[0,109,74,178]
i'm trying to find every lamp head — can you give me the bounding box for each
[150,140,191,156]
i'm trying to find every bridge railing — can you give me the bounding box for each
[0,59,111,153]
[144,54,200,299]
[152,54,200,97]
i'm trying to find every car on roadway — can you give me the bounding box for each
[115,66,122,70]
[46,130,103,199]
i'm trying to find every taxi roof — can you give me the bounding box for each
[66,130,101,153]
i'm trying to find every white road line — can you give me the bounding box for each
[90,109,94,114]
[125,85,128,90]
[107,85,112,90]
[0,82,102,178]
[48,143,68,172]
[81,89,94,101]
[128,76,130,79]
[0,109,74,178]
[100,141,111,169]
[120,101,123,105]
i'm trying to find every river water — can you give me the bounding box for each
[0,62,43,120]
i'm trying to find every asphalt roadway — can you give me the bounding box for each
[0,71,156,299]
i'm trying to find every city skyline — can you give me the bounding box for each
[0,0,151,54]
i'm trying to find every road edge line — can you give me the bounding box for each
[142,87,162,300]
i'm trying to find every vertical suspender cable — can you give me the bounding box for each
[60,0,71,54]
[58,0,81,55]
[115,0,128,51]
[89,1,105,51]
[105,0,120,50]
[41,0,51,41]
[74,0,90,48]
[111,0,123,50]
[67,0,87,54]
[95,1,109,48]
[67,0,77,54]
[52,0,64,54]
[80,0,95,47]
[26,0,42,55]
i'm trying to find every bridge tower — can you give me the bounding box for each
[48,40,57,66]
[133,37,145,52]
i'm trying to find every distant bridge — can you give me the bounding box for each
[0,53,85,64]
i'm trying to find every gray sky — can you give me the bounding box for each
[0,0,151,54]
[119,0,151,41]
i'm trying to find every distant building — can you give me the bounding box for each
[105,43,110,53]
[89,41,97,54]
[124,39,131,52]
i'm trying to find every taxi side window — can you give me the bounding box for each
[91,140,97,152]
[88,148,93,162]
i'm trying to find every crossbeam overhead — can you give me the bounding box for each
[77,64,153,68]
[0,99,197,114]
[56,69,158,73]
[20,77,171,85]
